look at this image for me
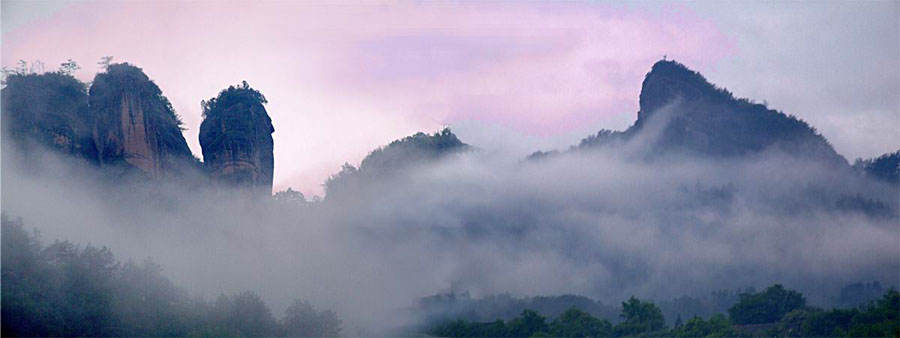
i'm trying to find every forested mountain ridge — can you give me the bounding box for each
[578,60,849,167]
[323,128,469,199]
[853,151,900,184]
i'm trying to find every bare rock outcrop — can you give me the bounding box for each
[88,63,195,178]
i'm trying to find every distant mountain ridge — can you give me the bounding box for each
[3,59,896,197]
[323,128,469,199]
[579,60,848,167]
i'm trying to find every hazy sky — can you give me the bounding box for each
[2,0,897,196]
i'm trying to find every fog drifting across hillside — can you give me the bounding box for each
[1,112,898,334]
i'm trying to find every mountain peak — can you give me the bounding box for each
[581,60,848,166]
[638,59,733,124]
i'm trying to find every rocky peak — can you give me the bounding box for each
[629,59,846,165]
[199,81,274,196]
[1,72,96,162]
[88,63,195,178]
[637,60,727,124]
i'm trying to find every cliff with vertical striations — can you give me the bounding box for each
[199,81,274,196]
[88,63,196,178]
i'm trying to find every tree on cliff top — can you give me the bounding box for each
[200,80,267,119]
[90,63,185,128]
[1,68,94,160]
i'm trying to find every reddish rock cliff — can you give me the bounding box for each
[89,63,195,178]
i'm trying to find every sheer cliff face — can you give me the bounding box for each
[631,60,847,166]
[88,63,195,178]
[199,84,274,196]
[1,73,96,162]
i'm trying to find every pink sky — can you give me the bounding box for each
[2,1,736,196]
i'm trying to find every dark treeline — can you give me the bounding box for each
[4,213,898,337]
[430,285,899,337]
[0,215,341,337]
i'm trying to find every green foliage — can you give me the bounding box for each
[2,214,121,336]
[838,281,886,308]
[417,291,620,330]
[657,291,741,327]
[854,150,900,184]
[273,187,307,204]
[430,309,552,338]
[98,56,114,71]
[211,291,279,336]
[200,80,267,119]
[1,70,95,160]
[1,215,341,337]
[549,308,613,337]
[844,290,900,337]
[614,296,666,336]
[90,62,185,127]
[358,127,468,172]
[431,319,510,337]
[766,291,899,337]
[670,314,739,338]
[578,129,626,148]
[323,128,469,198]
[59,59,80,76]
[282,299,342,337]
[2,59,47,80]
[507,309,549,337]
[728,284,806,325]
[431,305,616,337]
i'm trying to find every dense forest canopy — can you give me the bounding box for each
[3,215,897,337]
[0,215,341,337]
[428,286,899,337]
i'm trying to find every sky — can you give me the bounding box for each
[2,0,898,197]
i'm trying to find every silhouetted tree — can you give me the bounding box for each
[59,59,80,76]
[728,284,806,325]
[282,299,342,337]
[614,296,666,336]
